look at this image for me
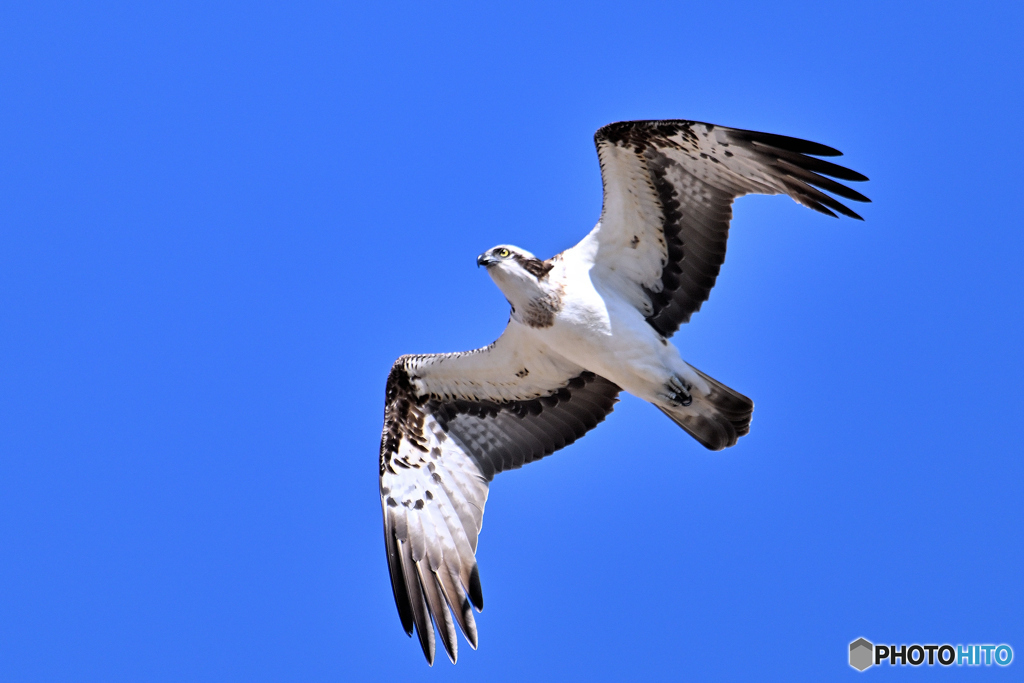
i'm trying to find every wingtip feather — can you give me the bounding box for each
[417,562,458,664]
[384,508,415,635]
[399,541,435,664]
[468,564,484,611]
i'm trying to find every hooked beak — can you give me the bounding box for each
[477,253,495,268]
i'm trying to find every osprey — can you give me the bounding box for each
[378,120,868,664]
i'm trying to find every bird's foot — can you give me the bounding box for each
[662,375,693,407]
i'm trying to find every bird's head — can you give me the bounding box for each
[477,244,554,304]
[477,245,553,277]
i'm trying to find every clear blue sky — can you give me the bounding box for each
[2,1,1021,680]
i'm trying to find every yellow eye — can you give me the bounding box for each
[497,248,510,258]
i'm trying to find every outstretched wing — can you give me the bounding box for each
[379,322,620,664]
[578,120,870,337]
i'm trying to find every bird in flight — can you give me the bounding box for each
[378,119,868,664]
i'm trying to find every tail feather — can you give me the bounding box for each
[658,367,753,451]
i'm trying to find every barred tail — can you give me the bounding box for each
[657,367,753,451]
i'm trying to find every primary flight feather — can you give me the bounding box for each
[378,119,868,664]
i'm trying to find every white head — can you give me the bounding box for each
[476,244,554,312]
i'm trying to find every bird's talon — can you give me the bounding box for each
[664,375,692,406]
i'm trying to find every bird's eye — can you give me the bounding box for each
[497,248,510,258]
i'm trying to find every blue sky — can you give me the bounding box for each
[2,1,1022,680]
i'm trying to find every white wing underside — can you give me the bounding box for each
[574,121,868,336]
[380,322,620,663]
[404,322,588,403]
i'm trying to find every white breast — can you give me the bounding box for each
[536,254,684,398]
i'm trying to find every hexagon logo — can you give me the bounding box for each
[850,638,874,671]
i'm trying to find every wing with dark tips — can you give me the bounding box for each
[379,323,620,664]
[579,119,870,337]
